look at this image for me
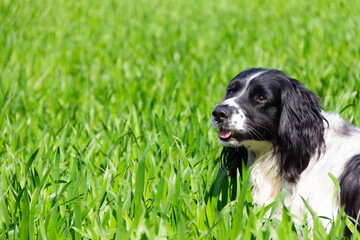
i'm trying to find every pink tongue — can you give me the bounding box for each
[219,128,232,139]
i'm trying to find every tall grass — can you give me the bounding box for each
[0,0,359,238]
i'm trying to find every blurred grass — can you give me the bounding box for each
[0,0,359,239]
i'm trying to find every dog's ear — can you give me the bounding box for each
[221,146,248,178]
[276,78,326,183]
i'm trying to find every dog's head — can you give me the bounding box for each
[212,68,326,182]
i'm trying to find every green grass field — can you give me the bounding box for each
[1,0,360,239]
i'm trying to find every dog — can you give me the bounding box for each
[211,68,360,237]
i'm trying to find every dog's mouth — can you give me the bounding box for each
[218,127,247,142]
[218,128,232,139]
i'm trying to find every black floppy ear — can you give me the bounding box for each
[221,147,248,178]
[276,78,326,183]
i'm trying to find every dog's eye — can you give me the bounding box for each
[256,95,267,103]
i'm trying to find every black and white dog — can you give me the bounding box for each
[212,68,360,235]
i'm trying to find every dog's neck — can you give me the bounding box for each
[242,140,281,205]
[242,140,273,166]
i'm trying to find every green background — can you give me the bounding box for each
[1,0,359,238]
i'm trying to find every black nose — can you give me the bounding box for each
[212,105,231,123]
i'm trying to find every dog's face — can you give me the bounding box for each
[212,68,326,182]
[212,69,281,147]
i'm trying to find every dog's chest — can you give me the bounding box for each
[249,154,281,205]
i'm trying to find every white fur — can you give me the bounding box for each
[248,70,268,81]
[245,112,360,229]
[221,97,247,130]
[244,140,278,206]
[222,97,239,108]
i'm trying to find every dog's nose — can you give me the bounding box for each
[212,105,231,122]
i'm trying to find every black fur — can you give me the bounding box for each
[339,154,360,238]
[274,74,326,183]
[221,147,248,178]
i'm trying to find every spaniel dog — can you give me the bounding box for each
[212,68,360,237]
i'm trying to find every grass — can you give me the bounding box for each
[0,0,360,239]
